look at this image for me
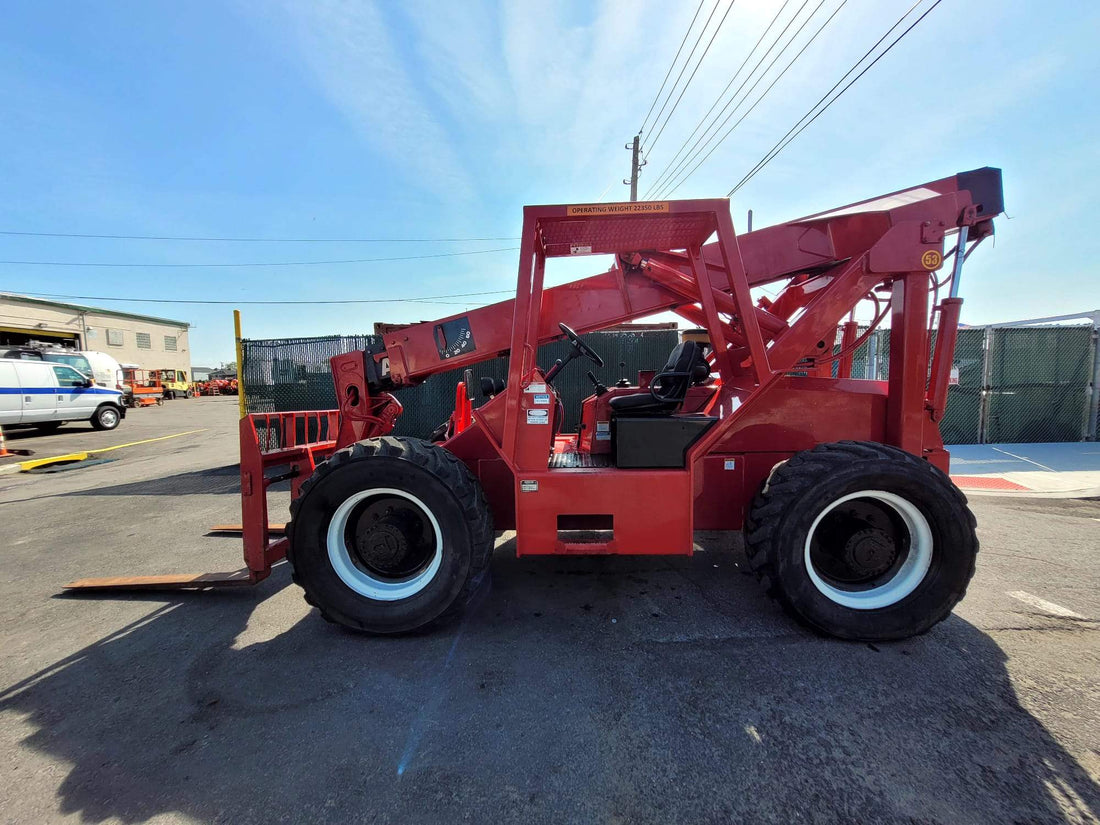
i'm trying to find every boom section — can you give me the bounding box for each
[371,167,1001,388]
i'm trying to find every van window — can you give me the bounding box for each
[53,365,88,387]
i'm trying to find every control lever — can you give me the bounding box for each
[615,360,631,388]
[586,370,608,397]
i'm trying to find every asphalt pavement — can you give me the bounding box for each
[0,398,1097,824]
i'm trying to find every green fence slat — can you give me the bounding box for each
[242,330,679,439]
[242,324,1095,445]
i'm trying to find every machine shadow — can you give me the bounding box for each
[61,464,278,498]
[68,464,240,496]
[2,425,98,441]
[3,541,1098,824]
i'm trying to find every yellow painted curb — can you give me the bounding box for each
[20,452,89,471]
[14,428,207,473]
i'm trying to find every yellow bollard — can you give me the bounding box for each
[234,309,247,420]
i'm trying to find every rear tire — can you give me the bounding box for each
[745,441,977,641]
[287,436,494,634]
[91,404,122,431]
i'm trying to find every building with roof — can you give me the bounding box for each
[0,293,191,372]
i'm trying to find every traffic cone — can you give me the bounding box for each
[0,426,32,458]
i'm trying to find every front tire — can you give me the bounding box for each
[91,404,122,431]
[745,441,977,641]
[287,436,493,634]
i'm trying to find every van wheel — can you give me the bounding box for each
[91,405,121,431]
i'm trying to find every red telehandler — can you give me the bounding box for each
[67,167,1004,642]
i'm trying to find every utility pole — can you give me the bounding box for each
[624,135,645,201]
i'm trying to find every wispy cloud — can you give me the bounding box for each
[253,0,475,197]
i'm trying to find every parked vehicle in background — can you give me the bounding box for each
[156,369,194,399]
[197,377,238,395]
[0,347,129,399]
[71,351,127,393]
[120,367,164,407]
[0,358,126,431]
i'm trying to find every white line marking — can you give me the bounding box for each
[991,446,1055,472]
[1006,591,1087,620]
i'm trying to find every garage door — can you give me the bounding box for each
[0,326,80,348]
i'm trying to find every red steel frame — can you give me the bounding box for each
[64,168,1001,590]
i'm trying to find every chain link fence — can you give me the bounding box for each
[242,329,680,440]
[243,323,1098,445]
[835,322,1098,444]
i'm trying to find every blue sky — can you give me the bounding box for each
[1,0,1097,366]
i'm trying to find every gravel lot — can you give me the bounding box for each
[1,397,1097,824]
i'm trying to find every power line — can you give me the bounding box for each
[643,0,797,198]
[642,0,728,156]
[729,0,941,196]
[644,0,738,157]
[651,0,820,198]
[0,247,519,268]
[4,289,515,306]
[0,230,519,243]
[659,0,847,198]
[638,0,708,136]
[649,0,817,198]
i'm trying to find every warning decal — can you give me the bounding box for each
[566,202,669,217]
[921,249,943,270]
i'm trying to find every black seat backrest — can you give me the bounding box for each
[655,340,710,402]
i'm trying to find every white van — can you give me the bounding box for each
[0,358,126,432]
[0,348,126,390]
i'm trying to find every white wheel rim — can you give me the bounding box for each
[101,409,118,427]
[803,490,933,610]
[326,488,443,601]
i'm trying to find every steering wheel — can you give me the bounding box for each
[558,322,604,368]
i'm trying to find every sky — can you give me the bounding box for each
[1,0,1097,366]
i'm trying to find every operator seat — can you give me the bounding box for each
[608,340,710,416]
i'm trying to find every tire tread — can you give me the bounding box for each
[287,436,493,632]
[744,440,978,640]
